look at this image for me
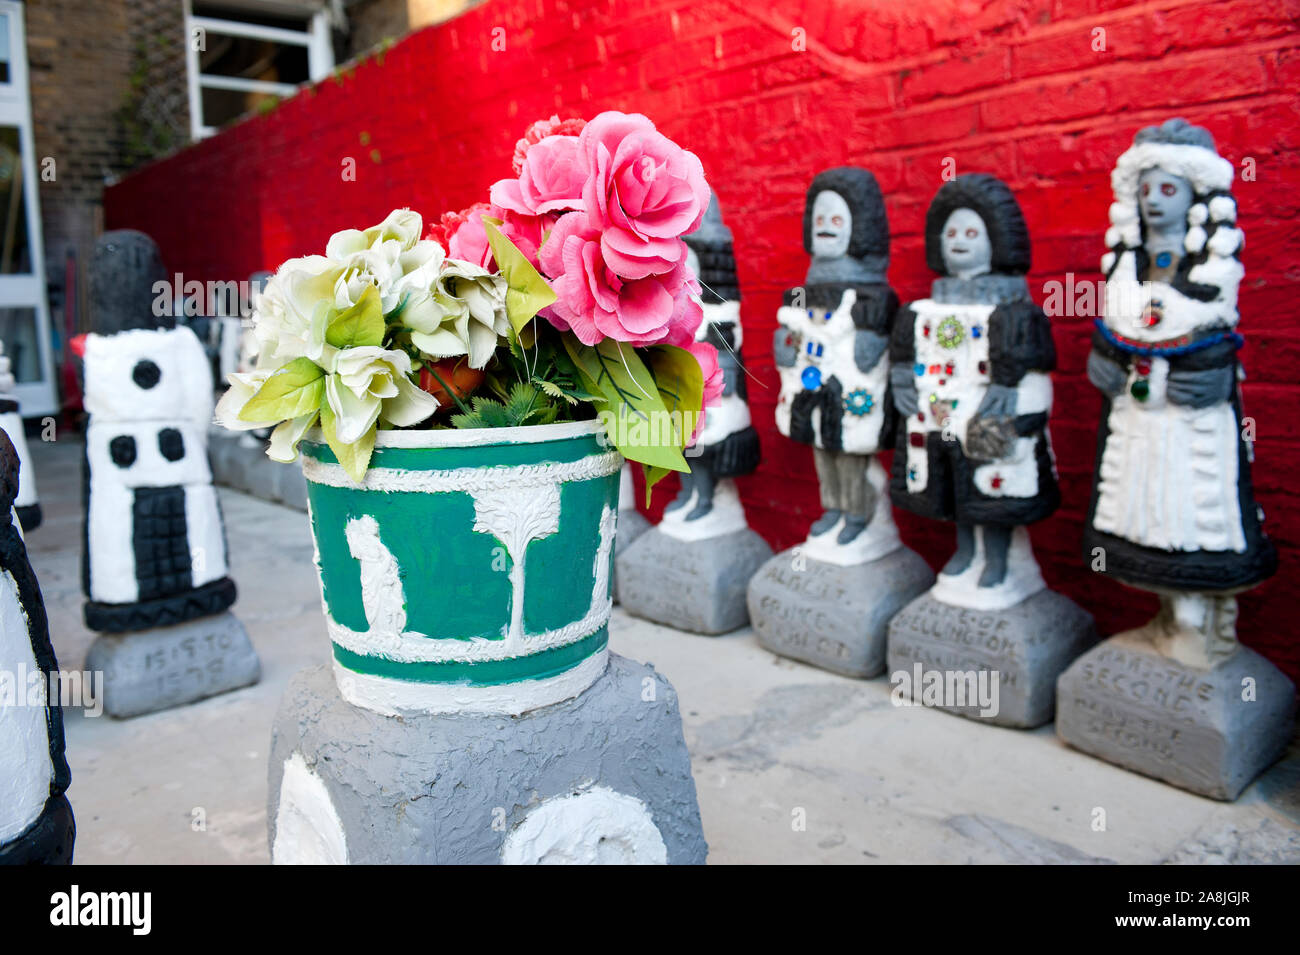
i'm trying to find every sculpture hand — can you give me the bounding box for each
[853,330,889,373]
[1087,349,1127,397]
[974,383,1017,419]
[773,326,798,368]
[1166,365,1234,409]
[890,363,919,415]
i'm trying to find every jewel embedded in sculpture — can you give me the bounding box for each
[1057,119,1295,797]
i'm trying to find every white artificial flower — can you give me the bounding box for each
[252,255,340,367]
[214,370,276,430]
[325,346,439,443]
[267,412,318,463]
[437,258,511,368]
[367,208,424,251]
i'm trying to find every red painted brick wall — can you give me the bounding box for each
[104,0,1300,680]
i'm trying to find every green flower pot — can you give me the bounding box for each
[299,420,621,715]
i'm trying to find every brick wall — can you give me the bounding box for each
[102,0,1300,680]
[28,0,189,333]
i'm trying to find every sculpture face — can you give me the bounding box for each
[810,190,852,258]
[1138,168,1193,237]
[939,208,992,279]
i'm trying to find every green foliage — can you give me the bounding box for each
[450,382,560,430]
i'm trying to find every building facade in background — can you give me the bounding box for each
[19,0,476,416]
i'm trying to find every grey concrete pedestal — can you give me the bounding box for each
[1056,635,1297,800]
[887,589,1096,728]
[208,429,308,511]
[268,654,707,864]
[617,526,772,635]
[85,610,260,718]
[748,545,934,678]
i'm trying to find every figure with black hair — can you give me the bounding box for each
[750,168,933,678]
[885,173,1093,728]
[889,173,1059,603]
[0,431,74,864]
[773,167,900,552]
[1057,120,1294,799]
[617,197,772,634]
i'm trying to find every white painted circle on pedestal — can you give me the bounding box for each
[501,787,668,865]
[272,752,348,865]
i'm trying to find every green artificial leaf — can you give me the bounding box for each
[483,219,557,336]
[643,343,706,450]
[562,336,688,473]
[320,401,375,483]
[240,357,325,423]
[325,284,385,349]
[642,464,672,507]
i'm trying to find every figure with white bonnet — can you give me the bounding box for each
[616,197,771,635]
[884,173,1094,728]
[1058,119,1294,799]
[748,167,932,678]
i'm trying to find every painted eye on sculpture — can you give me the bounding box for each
[1161,182,1176,196]
[947,228,956,238]
[815,215,824,226]
[1141,183,1150,196]
[832,215,844,227]
[965,228,978,238]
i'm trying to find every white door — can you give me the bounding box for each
[0,2,55,417]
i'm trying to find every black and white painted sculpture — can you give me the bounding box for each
[617,197,771,634]
[885,174,1094,727]
[0,431,74,864]
[82,231,260,718]
[1057,120,1295,797]
[748,168,932,677]
[0,342,39,530]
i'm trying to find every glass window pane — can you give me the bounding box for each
[0,14,10,85]
[0,127,29,275]
[0,307,42,384]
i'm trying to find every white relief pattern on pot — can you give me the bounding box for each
[472,483,561,653]
[589,505,615,610]
[344,515,406,649]
[300,450,622,494]
[333,648,609,717]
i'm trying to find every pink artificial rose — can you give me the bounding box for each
[492,134,587,217]
[686,340,723,442]
[539,211,697,346]
[580,111,711,279]
[513,115,588,174]
[439,203,549,271]
[439,203,493,268]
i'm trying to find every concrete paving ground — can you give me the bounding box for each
[26,436,1300,864]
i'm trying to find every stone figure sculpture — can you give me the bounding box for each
[81,230,260,717]
[617,197,771,634]
[0,432,74,864]
[748,168,933,676]
[0,341,40,530]
[885,174,1094,727]
[1057,119,1295,797]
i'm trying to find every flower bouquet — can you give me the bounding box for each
[218,110,722,494]
[216,112,721,714]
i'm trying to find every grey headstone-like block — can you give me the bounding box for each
[887,589,1096,728]
[208,429,309,512]
[85,611,260,719]
[268,654,708,864]
[616,526,773,635]
[612,508,650,605]
[748,545,934,678]
[1056,636,1297,800]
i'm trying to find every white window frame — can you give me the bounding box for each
[0,0,56,416]
[183,1,333,140]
